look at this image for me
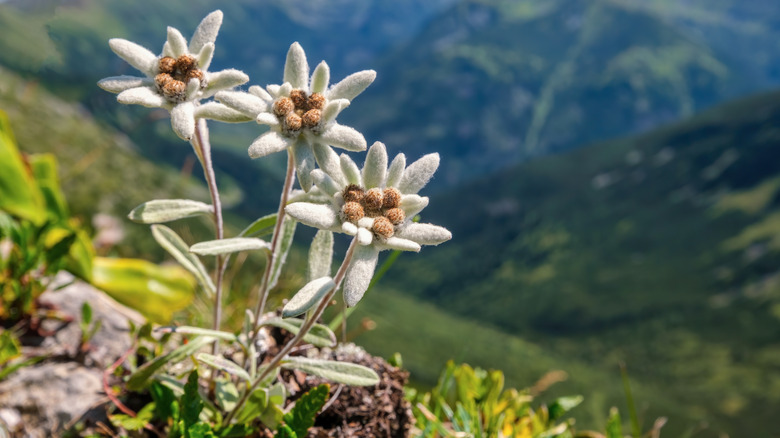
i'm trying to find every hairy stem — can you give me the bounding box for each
[192,119,227,353]
[227,237,359,424]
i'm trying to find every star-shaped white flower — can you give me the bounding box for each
[285,142,451,307]
[97,10,250,141]
[215,42,376,191]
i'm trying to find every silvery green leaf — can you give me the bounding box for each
[318,124,366,152]
[155,325,238,341]
[385,153,406,188]
[282,276,334,318]
[396,223,452,245]
[292,141,315,192]
[215,379,239,412]
[108,38,157,76]
[400,194,429,218]
[203,69,250,98]
[281,357,379,386]
[279,82,293,96]
[339,154,362,186]
[256,113,280,126]
[243,309,254,337]
[342,222,358,235]
[362,142,388,189]
[356,227,373,246]
[185,77,200,100]
[215,90,267,117]
[195,102,253,123]
[197,42,215,72]
[249,131,292,158]
[268,215,296,290]
[249,85,273,102]
[327,70,377,101]
[240,213,277,237]
[398,153,440,195]
[307,230,333,282]
[127,336,214,391]
[266,84,281,98]
[321,98,350,123]
[166,26,188,58]
[128,199,212,224]
[310,169,341,197]
[189,10,223,54]
[171,101,196,140]
[117,86,167,108]
[196,353,251,382]
[311,61,330,94]
[343,245,379,307]
[262,317,336,348]
[312,144,346,186]
[97,76,151,93]
[285,203,339,231]
[381,236,421,252]
[190,237,269,256]
[151,224,215,296]
[162,41,173,58]
[284,42,309,90]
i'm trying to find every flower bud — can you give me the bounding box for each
[382,187,401,209]
[372,216,394,239]
[343,184,364,203]
[175,55,197,74]
[158,56,176,74]
[302,109,321,128]
[162,79,187,102]
[273,97,294,117]
[290,89,307,109]
[284,112,302,131]
[384,207,405,225]
[308,93,325,110]
[363,188,383,211]
[341,201,365,223]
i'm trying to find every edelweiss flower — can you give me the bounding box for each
[285,142,452,306]
[215,42,376,191]
[97,10,250,140]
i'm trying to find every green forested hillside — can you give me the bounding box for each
[380,90,780,436]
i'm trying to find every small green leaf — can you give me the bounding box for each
[240,213,276,238]
[274,424,296,438]
[548,395,583,421]
[0,331,22,366]
[81,302,92,326]
[181,370,203,428]
[215,379,240,412]
[187,422,217,438]
[306,230,333,282]
[268,216,296,289]
[281,357,379,386]
[110,402,155,431]
[190,237,269,256]
[126,337,214,391]
[150,381,177,423]
[284,384,330,438]
[0,112,45,224]
[151,225,216,296]
[28,153,68,221]
[155,326,238,342]
[605,407,623,438]
[263,317,336,348]
[128,199,213,224]
[282,277,334,318]
[234,385,284,429]
[217,424,255,438]
[196,353,251,382]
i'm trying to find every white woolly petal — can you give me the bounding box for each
[186,78,200,100]
[381,237,422,252]
[197,42,215,72]
[362,142,388,189]
[311,61,330,94]
[215,90,267,117]
[357,228,373,246]
[339,154,362,186]
[386,153,406,188]
[285,202,339,230]
[117,86,166,108]
[166,27,188,58]
[171,102,196,141]
[292,141,315,192]
[202,69,250,98]
[357,217,374,229]
[248,131,292,158]
[317,124,367,152]
[400,195,429,218]
[266,84,281,98]
[398,153,440,195]
[97,76,151,93]
[256,113,280,126]
[343,245,379,307]
[162,41,174,58]
[284,42,309,90]
[108,38,158,77]
[194,102,253,123]
[327,70,377,101]
[312,144,346,186]
[249,85,273,102]
[321,99,350,123]
[310,169,340,196]
[279,82,293,97]
[396,223,452,246]
[189,10,223,54]
[342,222,358,235]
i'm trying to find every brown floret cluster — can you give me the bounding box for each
[340,185,405,239]
[273,89,325,133]
[154,55,206,102]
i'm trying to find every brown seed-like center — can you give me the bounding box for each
[275,89,325,134]
[339,185,406,239]
[155,55,206,102]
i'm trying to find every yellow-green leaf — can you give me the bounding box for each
[0,111,44,224]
